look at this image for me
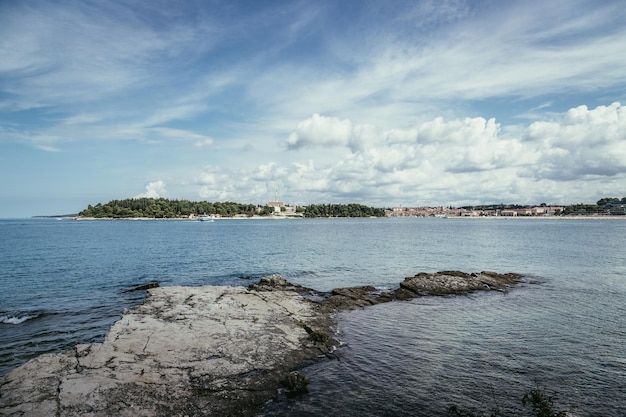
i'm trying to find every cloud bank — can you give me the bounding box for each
[195,102,625,206]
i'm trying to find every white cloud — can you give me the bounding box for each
[148,127,214,147]
[0,128,64,152]
[247,0,626,133]
[385,128,418,145]
[522,102,626,180]
[193,138,215,148]
[188,103,625,207]
[0,2,226,113]
[144,105,207,127]
[285,114,394,154]
[286,113,527,173]
[286,113,353,150]
[195,167,240,201]
[34,144,61,153]
[136,181,167,198]
[416,116,529,173]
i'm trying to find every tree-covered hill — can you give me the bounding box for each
[303,203,386,218]
[79,198,258,218]
[78,198,388,219]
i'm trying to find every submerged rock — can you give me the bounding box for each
[281,371,310,397]
[399,271,522,296]
[319,271,522,312]
[125,282,160,292]
[247,273,292,291]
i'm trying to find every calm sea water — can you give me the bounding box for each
[1,218,625,416]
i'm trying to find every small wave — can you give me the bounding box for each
[0,313,41,325]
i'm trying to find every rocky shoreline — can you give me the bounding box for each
[0,271,521,417]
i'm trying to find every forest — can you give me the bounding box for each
[78,198,387,218]
[302,203,386,218]
[79,198,258,218]
[561,197,626,215]
[76,197,624,219]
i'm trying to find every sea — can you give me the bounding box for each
[1,217,624,416]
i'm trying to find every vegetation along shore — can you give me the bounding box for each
[41,196,626,219]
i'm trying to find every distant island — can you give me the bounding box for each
[77,198,387,219]
[68,196,626,220]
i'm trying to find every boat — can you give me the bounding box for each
[199,214,215,222]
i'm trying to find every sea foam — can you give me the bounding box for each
[0,313,39,325]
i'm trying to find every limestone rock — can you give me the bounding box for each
[248,274,291,291]
[0,284,334,417]
[400,271,522,296]
[319,271,522,312]
[0,271,522,416]
[322,286,380,311]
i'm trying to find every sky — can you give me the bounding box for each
[1,0,625,217]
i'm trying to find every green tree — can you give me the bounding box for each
[597,197,620,206]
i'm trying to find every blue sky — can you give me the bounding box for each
[1,0,625,217]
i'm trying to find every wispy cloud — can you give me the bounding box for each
[232,3,626,145]
[1,0,625,216]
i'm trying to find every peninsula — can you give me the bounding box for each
[0,271,521,416]
[68,196,625,220]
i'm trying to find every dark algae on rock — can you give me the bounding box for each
[319,271,522,312]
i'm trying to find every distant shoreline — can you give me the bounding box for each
[64,215,626,221]
[23,214,626,221]
[72,215,303,220]
[433,215,626,220]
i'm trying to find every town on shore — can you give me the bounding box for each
[388,200,626,218]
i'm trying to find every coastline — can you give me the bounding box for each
[441,215,626,220]
[57,214,626,221]
[72,215,304,221]
[0,277,337,416]
[0,272,521,417]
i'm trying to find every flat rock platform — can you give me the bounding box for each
[0,282,334,416]
[0,271,521,416]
